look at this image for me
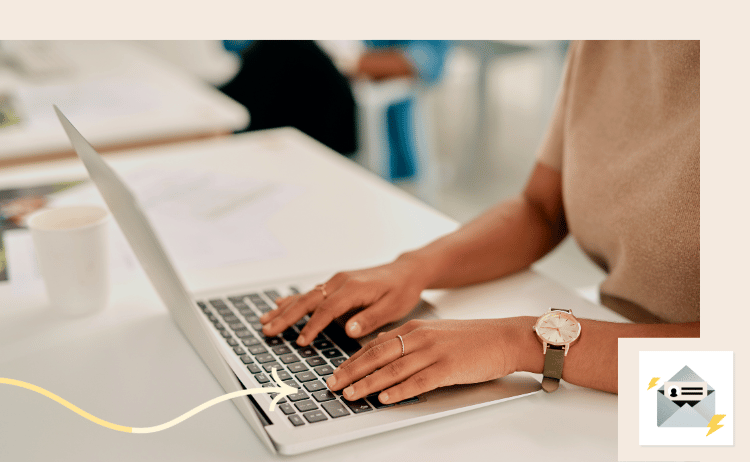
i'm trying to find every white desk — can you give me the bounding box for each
[0,41,249,166]
[0,129,627,461]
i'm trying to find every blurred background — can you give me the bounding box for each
[0,40,605,295]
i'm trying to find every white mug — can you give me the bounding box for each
[28,205,110,316]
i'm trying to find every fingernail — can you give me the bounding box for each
[260,313,269,322]
[296,334,307,345]
[348,322,361,336]
[344,386,354,398]
[327,376,337,388]
[379,392,389,403]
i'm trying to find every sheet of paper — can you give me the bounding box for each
[48,166,301,271]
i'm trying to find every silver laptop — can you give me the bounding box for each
[54,106,541,455]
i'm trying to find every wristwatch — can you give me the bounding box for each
[533,308,581,392]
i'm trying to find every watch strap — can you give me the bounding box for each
[541,346,565,392]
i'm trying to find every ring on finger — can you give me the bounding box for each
[397,335,405,357]
[313,283,327,299]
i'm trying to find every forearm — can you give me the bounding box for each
[512,316,700,393]
[399,163,567,290]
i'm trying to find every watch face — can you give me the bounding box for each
[535,310,581,345]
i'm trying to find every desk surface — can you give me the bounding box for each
[0,129,626,461]
[0,41,249,165]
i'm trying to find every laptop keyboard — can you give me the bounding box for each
[197,287,419,428]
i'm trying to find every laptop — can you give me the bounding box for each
[54,106,542,455]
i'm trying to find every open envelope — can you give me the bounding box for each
[657,365,715,427]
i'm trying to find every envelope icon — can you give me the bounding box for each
[657,365,715,427]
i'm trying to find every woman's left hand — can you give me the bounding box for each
[325,318,528,404]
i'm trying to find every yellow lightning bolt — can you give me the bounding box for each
[706,414,725,436]
[647,377,660,390]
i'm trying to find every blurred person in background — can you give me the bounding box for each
[219,40,450,177]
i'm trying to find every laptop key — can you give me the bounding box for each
[233,346,245,355]
[322,400,351,418]
[288,414,305,426]
[272,345,292,355]
[282,328,299,341]
[264,337,284,347]
[229,322,246,331]
[264,290,281,302]
[247,363,261,374]
[330,357,346,367]
[274,370,292,381]
[288,363,308,373]
[243,313,260,323]
[255,302,272,313]
[209,299,227,309]
[250,322,264,331]
[279,353,300,364]
[239,355,254,364]
[235,330,254,339]
[302,410,328,423]
[314,365,334,376]
[289,286,300,295]
[254,373,270,384]
[306,357,326,367]
[283,379,300,390]
[294,400,318,412]
[226,338,238,347]
[295,371,316,382]
[343,399,373,414]
[297,347,317,358]
[311,390,336,403]
[248,345,268,355]
[287,391,309,402]
[255,354,275,363]
[321,348,343,359]
[242,337,260,347]
[366,394,394,409]
[279,403,296,415]
[312,340,334,350]
[263,362,281,373]
[303,381,326,393]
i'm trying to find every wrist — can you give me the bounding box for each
[508,316,545,375]
[394,248,447,290]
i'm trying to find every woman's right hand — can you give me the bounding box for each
[259,254,430,346]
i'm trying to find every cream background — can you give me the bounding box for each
[4,1,747,460]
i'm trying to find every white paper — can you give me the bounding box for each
[48,166,301,271]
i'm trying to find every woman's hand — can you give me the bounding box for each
[260,254,432,346]
[325,318,527,404]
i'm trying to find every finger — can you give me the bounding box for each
[261,291,323,337]
[377,365,445,404]
[260,295,300,323]
[296,287,375,345]
[343,294,405,338]
[262,273,348,327]
[326,336,403,391]
[339,319,419,367]
[341,353,435,402]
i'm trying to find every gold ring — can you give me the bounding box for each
[314,284,327,299]
[397,335,405,357]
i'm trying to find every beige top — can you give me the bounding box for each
[537,41,699,323]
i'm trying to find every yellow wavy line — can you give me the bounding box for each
[1,369,294,434]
